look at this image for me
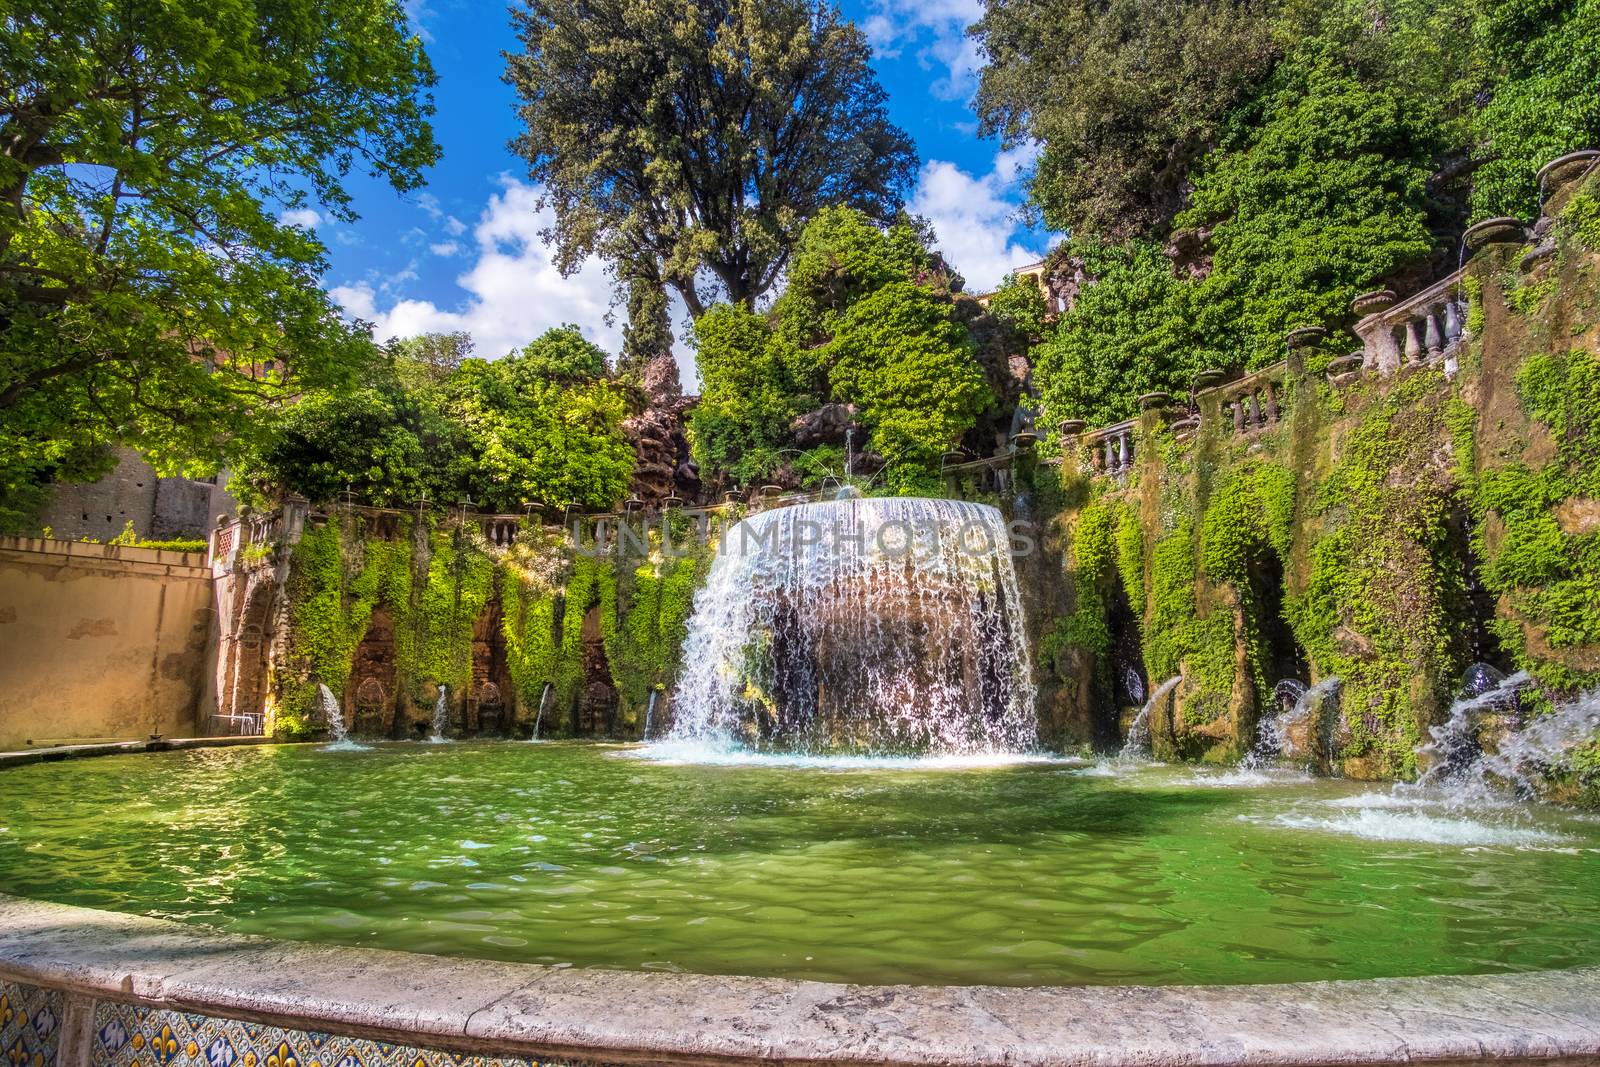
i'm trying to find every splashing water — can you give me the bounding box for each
[1252,677,1340,765]
[428,685,452,744]
[1414,675,1600,806]
[1122,667,1146,707]
[666,497,1036,756]
[319,684,369,751]
[1120,676,1181,758]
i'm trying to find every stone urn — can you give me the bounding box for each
[1170,414,1201,443]
[1191,369,1227,393]
[1284,325,1326,349]
[1463,217,1528,253]
[1326,354,1364,386]
[1536,149,1600,203]
[1350,289,1397,317]
[1136,391,1171,412]
[1057,419,1087,438]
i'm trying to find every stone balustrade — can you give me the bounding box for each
[1212,361,1289,437]
[1078,420,1137,476]
[1352,270,1469,377]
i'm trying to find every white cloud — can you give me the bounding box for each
[429,241,462,257]
[909,144,1049,293]
[279,207,322,229]
[862,0,985,102]
[332,177,696,386]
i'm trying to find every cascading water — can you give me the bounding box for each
[666,497,1037,755]
[1253,677,1341,764]
[643,689,659,741]
[429,685,451,743]
[1120,676,1180,758]
[530,682,551,742]
[319,683,346,741]
[319,683,369,751]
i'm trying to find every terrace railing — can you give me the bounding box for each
[1351,270,1469,378]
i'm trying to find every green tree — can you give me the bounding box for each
[829,281,993,491]
[505,0,917,316]
[388,332,475,391]
[1471,0,1600,219]
[1178,49,1436,369]
[0,0,439,527]
[513,324,608,382]
[972,0,1281,239]
[685,303,803,485]
[1030,240,1201,429]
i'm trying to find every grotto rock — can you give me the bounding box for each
[623,355,700,504]
[790,402,859,448]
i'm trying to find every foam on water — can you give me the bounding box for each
[1263,808,1570,848]
[628,739,1071,771]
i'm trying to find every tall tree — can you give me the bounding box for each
[0,0,439,528]
[972,0,1282,240]
[505,0,917,317]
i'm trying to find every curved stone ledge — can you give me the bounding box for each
[3,896,1599,1066]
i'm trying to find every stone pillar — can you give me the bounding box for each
[1424,310,1442,360]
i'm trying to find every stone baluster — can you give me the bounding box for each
[1118,428,1134,472]
[1245,391,1260,430]
[1443,298,1465,379]
[1263,382,1278,424]
[1231,399,1245,434]
[1424,308,1443,361]
[1103,437,1115,473]
[1404,319,1423,367]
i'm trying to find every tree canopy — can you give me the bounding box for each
[0,0,439,531]
[238,327,635,513]
[505,0,917,322]
[688,206,997,494]
[979,0,1600,431]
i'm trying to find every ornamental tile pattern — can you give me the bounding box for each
[90,1002,596,1067]
[0,980,63,1067]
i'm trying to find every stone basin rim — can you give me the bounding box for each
[3,895,1599,1066]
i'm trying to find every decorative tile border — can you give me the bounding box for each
[1,979,63,1067]
[89,1003,591,1067]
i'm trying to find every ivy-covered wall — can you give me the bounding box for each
[271,512,709,740]
[1027,174,1600,789]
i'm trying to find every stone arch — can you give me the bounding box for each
[216,576,275,735]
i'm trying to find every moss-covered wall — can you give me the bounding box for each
[1026,174,1600,785]
[270,512,709,740]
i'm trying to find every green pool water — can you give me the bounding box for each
[2,741,1598,987]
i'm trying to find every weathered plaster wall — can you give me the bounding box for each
[0,538,214,749]
[36,446,235,542]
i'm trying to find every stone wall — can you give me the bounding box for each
[36,447,235,542]
[0,538,215,750]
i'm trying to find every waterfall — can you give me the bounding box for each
[530,682,551,742]
[319,684,369,750]
[1120,676,1180,757]
[667,497,1037,755]
[429,685,451,743]
[318,683,347,741]
[643,689,659,741]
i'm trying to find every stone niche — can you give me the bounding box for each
[349,608,398,737]
[467,600,515,736]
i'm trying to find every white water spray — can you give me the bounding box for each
[1120,676,1180,758]
[530,682,551,742]
[1253,677,1341,764]
[429,685,451,743]
[667,497,1037,755]
[319,683,346,741]
[319,684,369,750]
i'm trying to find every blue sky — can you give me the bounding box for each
[306,0,1051,385]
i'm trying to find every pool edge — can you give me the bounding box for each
[2,894,1598,1066]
